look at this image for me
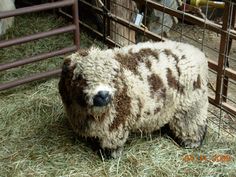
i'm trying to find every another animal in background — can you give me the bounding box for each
[59,40,208,158]
[0,0,15,36]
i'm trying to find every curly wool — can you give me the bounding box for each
[59,40,208,156]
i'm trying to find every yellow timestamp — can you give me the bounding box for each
[182,154,233,162]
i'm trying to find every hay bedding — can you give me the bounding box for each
[0,12,236,177]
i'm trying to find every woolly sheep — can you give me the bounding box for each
[59,40,208,158]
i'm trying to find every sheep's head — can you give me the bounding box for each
[59,48,120,119]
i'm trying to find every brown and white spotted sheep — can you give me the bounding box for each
[59,40,208,158]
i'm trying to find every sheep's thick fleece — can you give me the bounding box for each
[59,40,208,158]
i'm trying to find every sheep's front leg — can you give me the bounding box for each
[99,129,129,159]
[99,146,124,159]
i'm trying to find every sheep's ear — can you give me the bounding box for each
[59,57,77,105]
[77,48,89,57]
[61,56,77,76]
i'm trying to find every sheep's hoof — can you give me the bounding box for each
[181,139,202,149]
[99,147,123,159]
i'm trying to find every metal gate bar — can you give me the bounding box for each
[0,25,75,48]
[0,0,80,91]
[215,1,232,104]
[0,69,61,91]
[0,0,74,19]
[0,46,76,71]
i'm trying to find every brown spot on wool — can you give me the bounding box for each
[59,58,77,106]
[110,82,131,131]
[77,114,92,131]
[145,60,152,70]
[164,49,181,77]
[148,74,164,97]
[59,60,89,132]
[59,78,71,106]
[167,68,177,88]
[167,68,184,94]
[115,48,159,75]
[164,49,179,62]
[136,98,143,120]
[181,55,187,60]
[129,48,159,67]
[176,66,181,77]
[154,107,161,114]
[160,88,167,100]
[115,53,139,75]
[71,75,88,107]
[193,74,201,90]
[138,48,159,59]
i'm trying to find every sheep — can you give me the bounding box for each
[0,0,15,36]
[59,40,208,158]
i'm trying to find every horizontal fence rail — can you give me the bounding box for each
[0,69,61,91]
[0,0,80,91]
[0,46,77,71]
[0,25,76,48]
[0,0,74,19]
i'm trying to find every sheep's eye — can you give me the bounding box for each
[76,91,87,107]
[71,75,87,107]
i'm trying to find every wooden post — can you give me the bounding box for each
[215,2,234,104]
[110,0,136,46]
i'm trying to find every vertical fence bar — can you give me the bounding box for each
[222,4,236,102]
[103,0,107,44]
[72,0,80,49]
[107,0,111,38]
[143,0,148,42]
[215,1,231,104]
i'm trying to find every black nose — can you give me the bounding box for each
[93,90,111,107]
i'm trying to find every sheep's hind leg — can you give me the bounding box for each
[169,100,208,148]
